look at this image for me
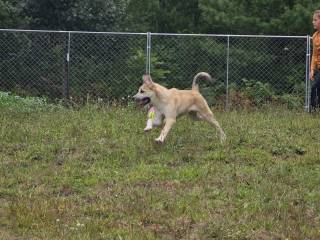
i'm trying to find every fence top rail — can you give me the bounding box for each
[0,28,309,39]
[0,29,147,36]
[150,32,309,39]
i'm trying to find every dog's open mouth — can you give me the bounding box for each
[137,97,150,106]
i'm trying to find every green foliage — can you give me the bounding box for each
[199,0,319,34]
[241,78,274,104]
[0,1,315,107]
[279,94,302,109]
[1,0,320,35]
[126,49,170,87]
[269,3,316,34]
[0,91,62,112]
[69,0,126,31]
[22,0,126,31]
[121,0,159,32]
[228,78,304,108]
[0,31,67,99]
[22,0,74,30]
[0,0,27,28]
[0,30,306,107]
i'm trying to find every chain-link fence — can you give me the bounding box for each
[0,29,311,110]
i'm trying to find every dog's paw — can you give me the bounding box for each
[155,137,164,144]
[220,132,227,143]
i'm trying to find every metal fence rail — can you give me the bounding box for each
[0,29,311,109]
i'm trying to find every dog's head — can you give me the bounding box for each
[133,74,156,106]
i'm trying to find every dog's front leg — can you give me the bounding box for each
[155,118,176,143]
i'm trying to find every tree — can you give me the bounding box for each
[22,0,127,31]
[198,0,319,35]
[156,0,200,33]
[68,0,127,31]
[269,3,316,35]
[22,0,74,30]
[121,0,201,33]
[0,0,27,28]
[120,0,159,32]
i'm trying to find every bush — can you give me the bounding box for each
[0,91,62,112]
[279,94,302,109]
[241,78,275,105]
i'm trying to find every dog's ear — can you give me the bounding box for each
[142,74,153,85]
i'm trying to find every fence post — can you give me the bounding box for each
[146,32,151,74]
[305,35,311,112]
[225,35,230,111]
[63,32,71,101]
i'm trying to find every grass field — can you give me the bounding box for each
[0,93,320,239]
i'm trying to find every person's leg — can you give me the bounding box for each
[311,85,317,111]
[316,71,320,108]
[314,71,320,108]
[311,70,320,111]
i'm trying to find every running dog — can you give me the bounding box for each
[133,72,226,143]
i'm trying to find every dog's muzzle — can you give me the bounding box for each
[133,95,151,106]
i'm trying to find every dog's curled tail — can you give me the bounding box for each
[192,72,213,91]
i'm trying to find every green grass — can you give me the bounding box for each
[1,93,320,239]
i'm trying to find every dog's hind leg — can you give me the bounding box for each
[155,117,176,143]
[201,111,226,143]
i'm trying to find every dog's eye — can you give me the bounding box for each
[140,90,145,93]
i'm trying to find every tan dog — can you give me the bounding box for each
[133,72,226,143]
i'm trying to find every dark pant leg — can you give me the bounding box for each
[311,70,320,110]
